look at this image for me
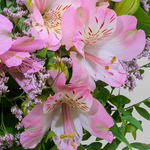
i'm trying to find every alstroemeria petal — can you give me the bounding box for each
[33,2,44,25]
[61,7,81,50]
[48,69,66,93]
[43,92,64,114]
[0,14,13,54]
[20,102,55,148]
[71,51,126,87]
[78,98,114,143]
[52,104,82,150]
[70,52,96,90]
[10,36,45,52]
[64,88,93,112]
[83,7,117,47]
[92,15,145,60]
[0,51,30,67]
[15,57,42,74]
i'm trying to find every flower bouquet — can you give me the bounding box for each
[0,0,150,150]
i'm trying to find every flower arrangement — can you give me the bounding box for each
[0,0,150,150]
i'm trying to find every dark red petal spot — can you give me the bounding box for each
[100,22,104,29]
[88,27,92,33]
[72,90,75,94]
[65,94,69,98]
[78,31,82,35]
[108,72,114,76]
[39,29,43,32]
[77,96,83,100]
[95,17,98,23]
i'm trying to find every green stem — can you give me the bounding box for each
[125,97,150,110]
[1,101,6,132]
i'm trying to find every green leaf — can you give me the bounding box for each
[136,24,150,37]
[96,137,102,141]
[96,88,110,106]
[139,69,145,74]
[82,132,91,141]
[85,142,102,150]
[0,0,5,11]
[37,47,48,58]
[77,144,86,150]
[120,108,143,131]
[47,51,55,64]
[123,143,150,150]
[122,115,143,131]
[104,139,120,150]
[51,145,59,150]
[110,95,130,108]
[144,101,150,108]
[126,125,136,140]
[133,7,150,26]
[131,143,150,149]
[44,131,55,143]
[110,123,132,150]
[135,106,150,120]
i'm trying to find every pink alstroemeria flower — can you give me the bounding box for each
[20,70,114,150]
[25,0,76,50]
[61,0,145,87]
[0,14,13,55]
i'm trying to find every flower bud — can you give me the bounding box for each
[114,0,140,16]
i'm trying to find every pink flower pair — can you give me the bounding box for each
[28,0,145,87]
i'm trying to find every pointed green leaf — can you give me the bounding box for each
[77,144,85,150]
[82,132,91,141]
[104,139,120,150]
[133,7,150,26]
[37,47,48,58]
[131,143,150,149]
[123,143,150,150]
[122,115,143,131]
[51,145,59,150]
[110,123,132,150]
[44,131,55,143]
[120,108,143,131]
[126,125,136,140]
[144,101,150,108]
[135,106,150,120]
[85,142,102,150]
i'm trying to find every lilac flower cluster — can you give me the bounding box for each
[0,77,9,96]
[21,56,50,110]
[4,8,28,20]
[140,0,150,11]
[24,67,50,105]
[0,133,13,150]
[122,38,150,90]
[54,56,73,67]
[0,132,21,149]
[11,106,23,121]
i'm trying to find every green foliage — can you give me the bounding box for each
[82,132,91,141]
[123,143,150,150]
[135,106,150,120]
[110,123,132,150]
[85,142,102,150]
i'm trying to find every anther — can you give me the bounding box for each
[60,134,67,139]
[105,65,109,70]
[70,134,74,138]
[111,56,116,64]
[71,142,75,147]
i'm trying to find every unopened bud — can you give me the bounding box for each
[114,0,140,16]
